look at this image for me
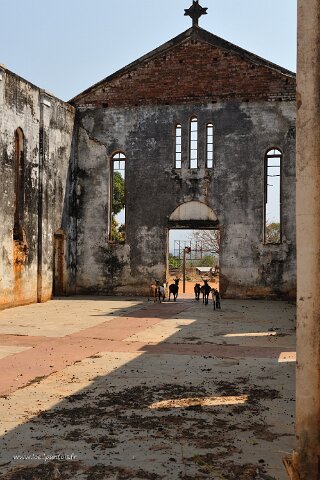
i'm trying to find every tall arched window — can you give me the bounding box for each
[189,117,198,169]
[111,152,126,243]
[206,123,214,169]
[13,128,25,241]
[175,124,182,169]
[265,148,282,244]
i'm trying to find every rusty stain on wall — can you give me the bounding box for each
[0,66,75,310]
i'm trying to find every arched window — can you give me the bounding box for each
[175,124,182,169]
[265,148,282,244]
[189,117,198,169]
[13,128,25,241]
[111,152,126,243]
[206,123,214,168]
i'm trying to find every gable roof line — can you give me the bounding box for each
[198,27,296,77]
[69,26,296,104]
[69,27,195,103]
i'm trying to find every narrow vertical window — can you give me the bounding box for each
[111,153,126,243]
[190,117,198,169]
[265,148,282,244]
[175,124,182,169]
[206,123,214,168]
[13,128,24,241]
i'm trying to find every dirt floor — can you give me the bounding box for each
[170,281,220,295]
[0,295,296,479]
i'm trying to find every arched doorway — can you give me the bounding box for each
[167,201,220,295]
[53,228,67,296]
[168,201,218,228]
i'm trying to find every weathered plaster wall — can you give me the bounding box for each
[40,96,76,301]
[0,68,38,308]
[0,27,296,303]
[75,100,296,298]
[0,67,75,309]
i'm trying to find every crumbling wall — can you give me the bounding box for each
[73,29,296,299]
[40,96,75,301]
[0,29,296,303]
[75,100,296,298]
[0,67,75,309]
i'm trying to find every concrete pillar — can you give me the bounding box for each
[286,1,320,478]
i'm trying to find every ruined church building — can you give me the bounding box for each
[0,3,296,310]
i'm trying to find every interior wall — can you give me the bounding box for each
[0,67,75,309]
[74,101,296,297]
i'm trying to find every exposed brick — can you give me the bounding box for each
[73,35,296,108]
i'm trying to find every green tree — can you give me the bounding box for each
[197,255,217,267]
[111,217,125,243]
[112,171,125,216]
[265,222,280,243]
[112,172,125,242]
[169,254,181,269]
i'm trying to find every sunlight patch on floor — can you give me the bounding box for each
[149,395,249,409]
[224,332,277,338]
[278,352,296,363]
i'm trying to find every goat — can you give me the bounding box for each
[168,278,180,302]
[148,281,162,303]
[201,280,211,305]
[194,283,201,301]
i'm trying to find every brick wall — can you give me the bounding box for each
[73,38,296,107]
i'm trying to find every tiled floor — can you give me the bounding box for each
[0,297,296,479]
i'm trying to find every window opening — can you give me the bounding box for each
[13,128,24,241]
[111,153,126,243]
[175,124,182,169]
[190,118,198,169]
[265,148,282,244]
[206,123,214,168]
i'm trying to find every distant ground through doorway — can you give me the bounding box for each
[168,229,220,294]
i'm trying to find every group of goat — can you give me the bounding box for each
[194,280,221,309]
[149,278,221,309]
[149,279,180,303]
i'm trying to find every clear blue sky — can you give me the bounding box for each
[0,0,297,101]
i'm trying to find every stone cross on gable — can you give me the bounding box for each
[184,0,208,27]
